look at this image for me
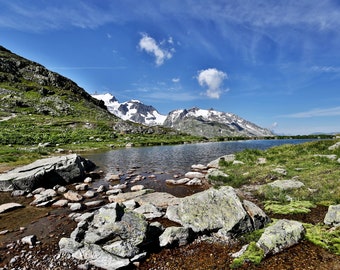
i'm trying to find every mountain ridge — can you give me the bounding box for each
[93,93,274,138]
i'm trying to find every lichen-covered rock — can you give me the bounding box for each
[159,227,191,247]
[60,202,149,269]
[166,186,253,236]
[324,204,340,227]
[267,179,304,191]
[72,243,130,270]
[0,154,95,191]
[256,219,305,256]
[134,203,163,219]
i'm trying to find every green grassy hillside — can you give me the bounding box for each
[0,46,200,165]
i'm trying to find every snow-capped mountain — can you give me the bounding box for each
[93,94,274,138]
[92,93,166,126]
[163,107,274,138]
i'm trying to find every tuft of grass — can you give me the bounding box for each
[230,242,265,268]
[304,223,340,255]
[264,200,315,215]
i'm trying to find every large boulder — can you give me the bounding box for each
[60,202,154,270]
[324,204,340,227]
[166,186,269,236]
[256,219,305,256]
[0,154,95,191]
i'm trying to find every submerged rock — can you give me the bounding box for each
[0,202,24,213]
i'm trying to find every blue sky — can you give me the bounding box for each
[1,0,340,135]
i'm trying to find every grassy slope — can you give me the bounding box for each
[0,46,201,166]
[214,138,340,259]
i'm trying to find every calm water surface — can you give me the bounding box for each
[85,139,315,175]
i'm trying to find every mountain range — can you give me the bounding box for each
[93,93,274,138]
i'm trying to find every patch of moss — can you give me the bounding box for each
[304,223,340,255]
[264,200,315,214]
[230,242,264,268]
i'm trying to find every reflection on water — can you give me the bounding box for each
[85,139,315,177]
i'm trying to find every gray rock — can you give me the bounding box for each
[272,167,287,175]
[84,200,104,208]
[83,190,96,198]
[207,168,229,178]
[256,219,305,256]
[0,154,95,191]
[64,190,83,202]
[131,184,145,191]
[108,189,154,203]
[134,192,180,210]
[59,237,84,254]
[207,154,236,168]
[328,142,340,150]
[0,202,24,213]
[57,186,67,193]
[75,183,88,191]
[184,171,205,179]
[166,186,253,236]
[52,199,69,208]
[267,179,305,191]
[32,187,46,194]
[30,194,52,206]
[11,190,26,197]
[40,188,57,197]
[324,204,340,226]
[61,202,149,269]
[68,203,83,211]
[257,157,267,164]
[166,178,190,185]
[313,154,337,160]
[103,240,139,258]
[159,227,191,247]
[243,200,270,230]
[185,178,202,186]
[72,244,130,270]
[134,203,163,219]
[191,164,208,170]
[21,235,37,246]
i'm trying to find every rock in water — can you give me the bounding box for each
[0,202,24,213]
[0,154,95,191]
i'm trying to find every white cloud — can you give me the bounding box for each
[172,78,180,83]
[283,106,340,118]
[138,33,174,66]
[197,68,228,99]
[311,65,340,73]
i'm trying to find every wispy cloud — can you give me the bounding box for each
[282,106,340,118]
[311,65,340,73]
[197,68,228,99]
[138,33,174,66]
[50,66,126,70]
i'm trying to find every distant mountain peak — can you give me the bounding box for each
[92,93,274,138]
[92,94,166,126]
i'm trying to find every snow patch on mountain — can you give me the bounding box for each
[92,93,166,126]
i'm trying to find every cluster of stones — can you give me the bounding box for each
[2,148,340,269]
